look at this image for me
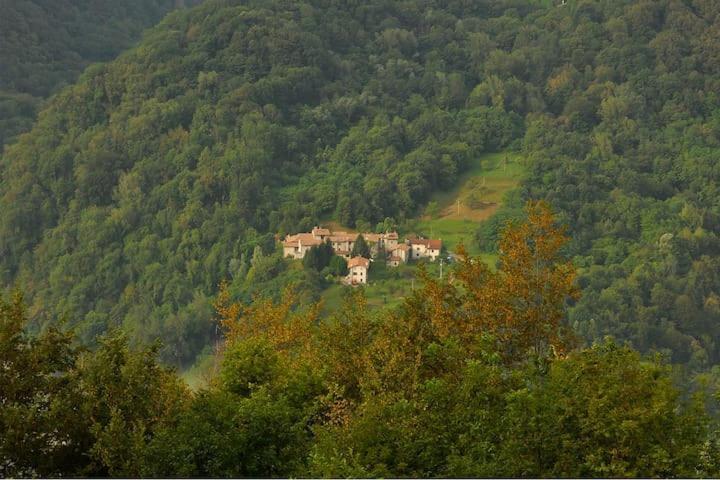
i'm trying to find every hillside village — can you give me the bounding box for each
[282,226,442,285]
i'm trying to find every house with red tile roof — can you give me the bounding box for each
[409,238,442,261]
[282,233,323,259]
[388,243,411,267]
[345,256,370,285]
[311,226,331,240]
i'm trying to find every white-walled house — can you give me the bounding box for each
[388,243,410,267]
[346,256,370,285]
[409,238,442,261]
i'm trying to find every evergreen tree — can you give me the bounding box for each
[303,246,321,271]
[329,256,348,276]
[319,240,335,269]
[304,240,337,272]
[351,235,371,259]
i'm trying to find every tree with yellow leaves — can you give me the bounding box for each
[368,201,579,388]
[214,282,319,360]
[475,200,579,360]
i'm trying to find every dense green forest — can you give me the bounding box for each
[2,0,720,376]
[475,0,720,371]
[0,0,197,148]
[4,205,720,477]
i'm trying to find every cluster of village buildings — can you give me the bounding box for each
[282,226,442,285]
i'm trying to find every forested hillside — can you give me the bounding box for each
[2,0,720,373]
[477,0,720,370]
[0,0,522,365]
[0,0,196,147]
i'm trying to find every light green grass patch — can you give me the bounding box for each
[319,261,446,316]
[409,151,525,262]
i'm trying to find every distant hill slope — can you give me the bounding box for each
[0,0,523,365]
[2,0,720,371]
[0,0,197,147]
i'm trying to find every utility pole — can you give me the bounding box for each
[439,257,444,280]
[457,199,460,216]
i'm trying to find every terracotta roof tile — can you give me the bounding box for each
[330,234,357,242]
[347,256,370,268]
[409,238,442,250]
[363,233,382,242]
[312,227,331,236]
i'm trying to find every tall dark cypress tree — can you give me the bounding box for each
[303,246,320,271]
[351,235,371,258]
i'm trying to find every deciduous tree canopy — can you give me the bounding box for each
[2,0,720,374]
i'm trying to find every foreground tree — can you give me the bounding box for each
[307,202,710,477]
[0,292,83,477]
[0,293,188,478]
[492,340,710,478]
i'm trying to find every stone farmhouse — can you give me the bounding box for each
[409,238,442,261]
[282,226,442,284]
[346,256,370,285]
[388,243,410,267]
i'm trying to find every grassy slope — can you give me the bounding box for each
[319,151,525,315]
[408,151,524,256]
[320,260,444,315]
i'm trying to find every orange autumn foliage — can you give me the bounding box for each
[316,289,375,401]
[439,200,579,360]
[214,284,319,361]
[363,201,579,396]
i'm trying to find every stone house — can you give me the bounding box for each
[384,231,399,250]
[283,227,402,261]
[409,238,442,261]
[311,226,331,241]
[346,256,370,285]
[329,232,356,259]
[388,243,410,267]
[282,233,322,259]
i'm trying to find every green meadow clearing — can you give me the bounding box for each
[320,150,525,314]
[407,151,525,256]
